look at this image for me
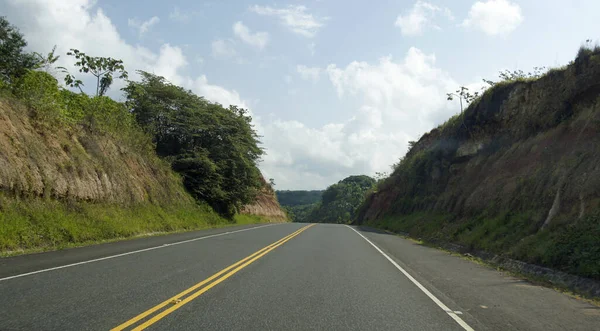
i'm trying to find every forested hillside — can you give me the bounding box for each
[276,190,323,206]
[279,176,374,223]
[356,45,600,280]
[0,16,284,254]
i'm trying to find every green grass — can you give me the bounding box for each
[429,240,600,305]
[0,192,271,256]
[233,213,277,225]
[369,212,600,301]
[367,209,600,280]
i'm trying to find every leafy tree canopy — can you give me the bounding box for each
[0,16,39,83]
[308,175,376,224]
[59,49,128,96]
[123,71,264,217]
[276,190,324,207]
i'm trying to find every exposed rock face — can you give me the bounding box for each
[358,51,600,225]
[241,176,287,221]
[0,99,192,204]
[355,50,600,281]
[0,99,288,221]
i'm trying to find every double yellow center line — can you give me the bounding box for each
[112,224,315,330]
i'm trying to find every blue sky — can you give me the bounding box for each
[2,0,599,189]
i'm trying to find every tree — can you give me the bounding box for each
[483,66,547,87]
[374,171,388,184]
[446,86,479,113]
[33,45,60,73]
[59,49,128,96]
[309,175,376,224]
[269,178,276,187]
[0,16,39,83]
[124,71,264,218]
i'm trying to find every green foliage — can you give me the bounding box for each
[33,45,60,73]
[310,175,376,224]
[0,192,268,254]
[372,210,600,280]
[576,39,600,62]
[124,71,264,218]
[362,42,600,281]
[516,213,600,279]
[0,17,39,83]
[59,48,128,96]
[12,70,62,121]
[9,70,150,154]
[276,190,323,223]
[276,190,323,206]
[447,86,480,113]
[284,204,318,223]
[488,67,547,86]
[0,15,274,254]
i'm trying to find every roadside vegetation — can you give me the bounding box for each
[0,16,272,253]
[354,42,600,281]
[276,190,323,222]
[280,176,375,223]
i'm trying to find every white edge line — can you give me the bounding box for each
[0,224,278,282]
[345,225,475,331]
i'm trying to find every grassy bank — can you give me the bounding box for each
[367,211,600,280]
[0,192,272,256]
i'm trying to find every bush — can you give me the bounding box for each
[12,70,62,121]
[124,71,264,218]
[0,16,39,83]
[544,213,600,278]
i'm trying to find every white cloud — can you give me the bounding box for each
[249,5,327,38]
[128,16,160,35]
[211,39,237,58]
[296,65,321,82]
[232,21,269,50]
[169,7,190,22]
[1,0,246,109]
[395,1,453,36]
[462,0,523,36]
[1,0,469,190]
[260,47,461,189]
[189,75,248,109]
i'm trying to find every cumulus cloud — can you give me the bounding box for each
[296,65,321,82]
[1,0,468,190]
[462,0,523,36]
[259,48,461,189]
[233,21,269,50]
[128,16,160,35]
[1,0,246,109]
[395,1,453,36]
[249,4,327,37]
[211,39,237,58]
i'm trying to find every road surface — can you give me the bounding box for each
[1,223,598,330]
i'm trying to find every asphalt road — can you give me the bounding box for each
[0,223,598,330]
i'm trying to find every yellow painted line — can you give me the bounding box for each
[111,225,310,331]
[112,224,314,331]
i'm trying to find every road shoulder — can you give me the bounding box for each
[0,223,277,280]
[352,226,600,331]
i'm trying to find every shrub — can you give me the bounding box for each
[12,70,62,122]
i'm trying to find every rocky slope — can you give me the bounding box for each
[356,48,600,279]
[0,95,286,253]
[241,176,287,221]
[0,98,189,204]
